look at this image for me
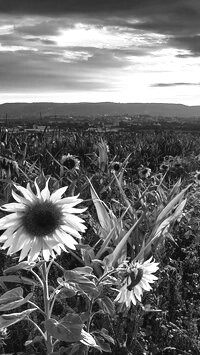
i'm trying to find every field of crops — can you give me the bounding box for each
[0,126,200,355]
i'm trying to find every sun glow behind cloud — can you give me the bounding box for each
[55,23,165,50]
[0,2,200,105]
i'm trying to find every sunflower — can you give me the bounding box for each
[138,166,151,179]
[0,179,87,262]
[159,163,169,173]
[115,257,159,308]
[0,156,19,179]
[60,154,80,175]
[110,161,122,172]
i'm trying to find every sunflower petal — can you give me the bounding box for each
[0,225,20,243]
[12,190,31,205]
[1,234,15,250]
[1,202,26,212]
[15,185,37,202]
[53,244,62,255]
[61,207,87,214]
[130,291,137,305]
[34,180,42,199]
[60,224,82,239]
[140,279,152,291]
[0,213,22,230]
[134,285,142,301]
[12,227,30,252]
[126,291,131,308]
[8,229,30,254]
[42,240,54,261]
[50,186,68,203]
[54,229,77,250]
[56,196,81,205]
[62,214,87,232]
[27,237,42,262]
[19,240,33,261]
[40,179,51,201]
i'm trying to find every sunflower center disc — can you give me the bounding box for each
[64,158,76,170]
[23,202,61,237]
[127,268,144,290]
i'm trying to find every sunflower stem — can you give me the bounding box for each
[52,259,65,272]
[49,285,62,317]
[26,317,46,340]
[30,269,44,288]
[27,300,45,316]
[85,297,94,355]
[42,262,53,354]
[46,258,54,276]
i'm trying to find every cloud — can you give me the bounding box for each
[151,82,200,87]
[0,45,130,92]
[0,0,200,103]
[170,35,200,57]
[15,18,68,36]
[1,0,200,56]
[0,12,160,94]
[0,1,143,15]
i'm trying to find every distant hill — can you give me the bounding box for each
[0,102,200,119]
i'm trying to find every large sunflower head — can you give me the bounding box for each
[0,179,87,263]
[115,257,159,308]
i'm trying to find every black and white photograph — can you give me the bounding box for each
[0,1,200,354]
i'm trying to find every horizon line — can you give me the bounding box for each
[0,101,199,107]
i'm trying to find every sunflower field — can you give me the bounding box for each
[0,126,200,355]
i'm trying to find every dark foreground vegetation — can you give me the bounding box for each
[0,122,200,355]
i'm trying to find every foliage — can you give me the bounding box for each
[0,126,199,354]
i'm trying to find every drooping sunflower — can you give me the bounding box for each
[0,179,87,262]
[115,257,159,308]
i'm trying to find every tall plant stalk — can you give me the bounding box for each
[42,262,53,354]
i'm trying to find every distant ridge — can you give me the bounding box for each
[0,102,200,119]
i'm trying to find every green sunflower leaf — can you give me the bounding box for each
[94,336,112,352]
[104,213,144,267]
[80,329,98,348]
[156,184,191,224]
[24,335,43,347]
[4,261,36,274]
[55,344,85,355]
[73,266,93,275]
[0,275,38,286]
[0,292,33,312]
[97,295,115,316]
[76,282,100,298]
[0,308,36,328]
[46,314,83,342]
[0,287,23,305]
[56,281,77,299]
[90,181,113,237]
[63,270,99,297]
[98,328,115,344]
[64,270,97,284]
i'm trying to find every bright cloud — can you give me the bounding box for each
[0,0,200,104]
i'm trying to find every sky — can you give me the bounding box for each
[0,0,200,105]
